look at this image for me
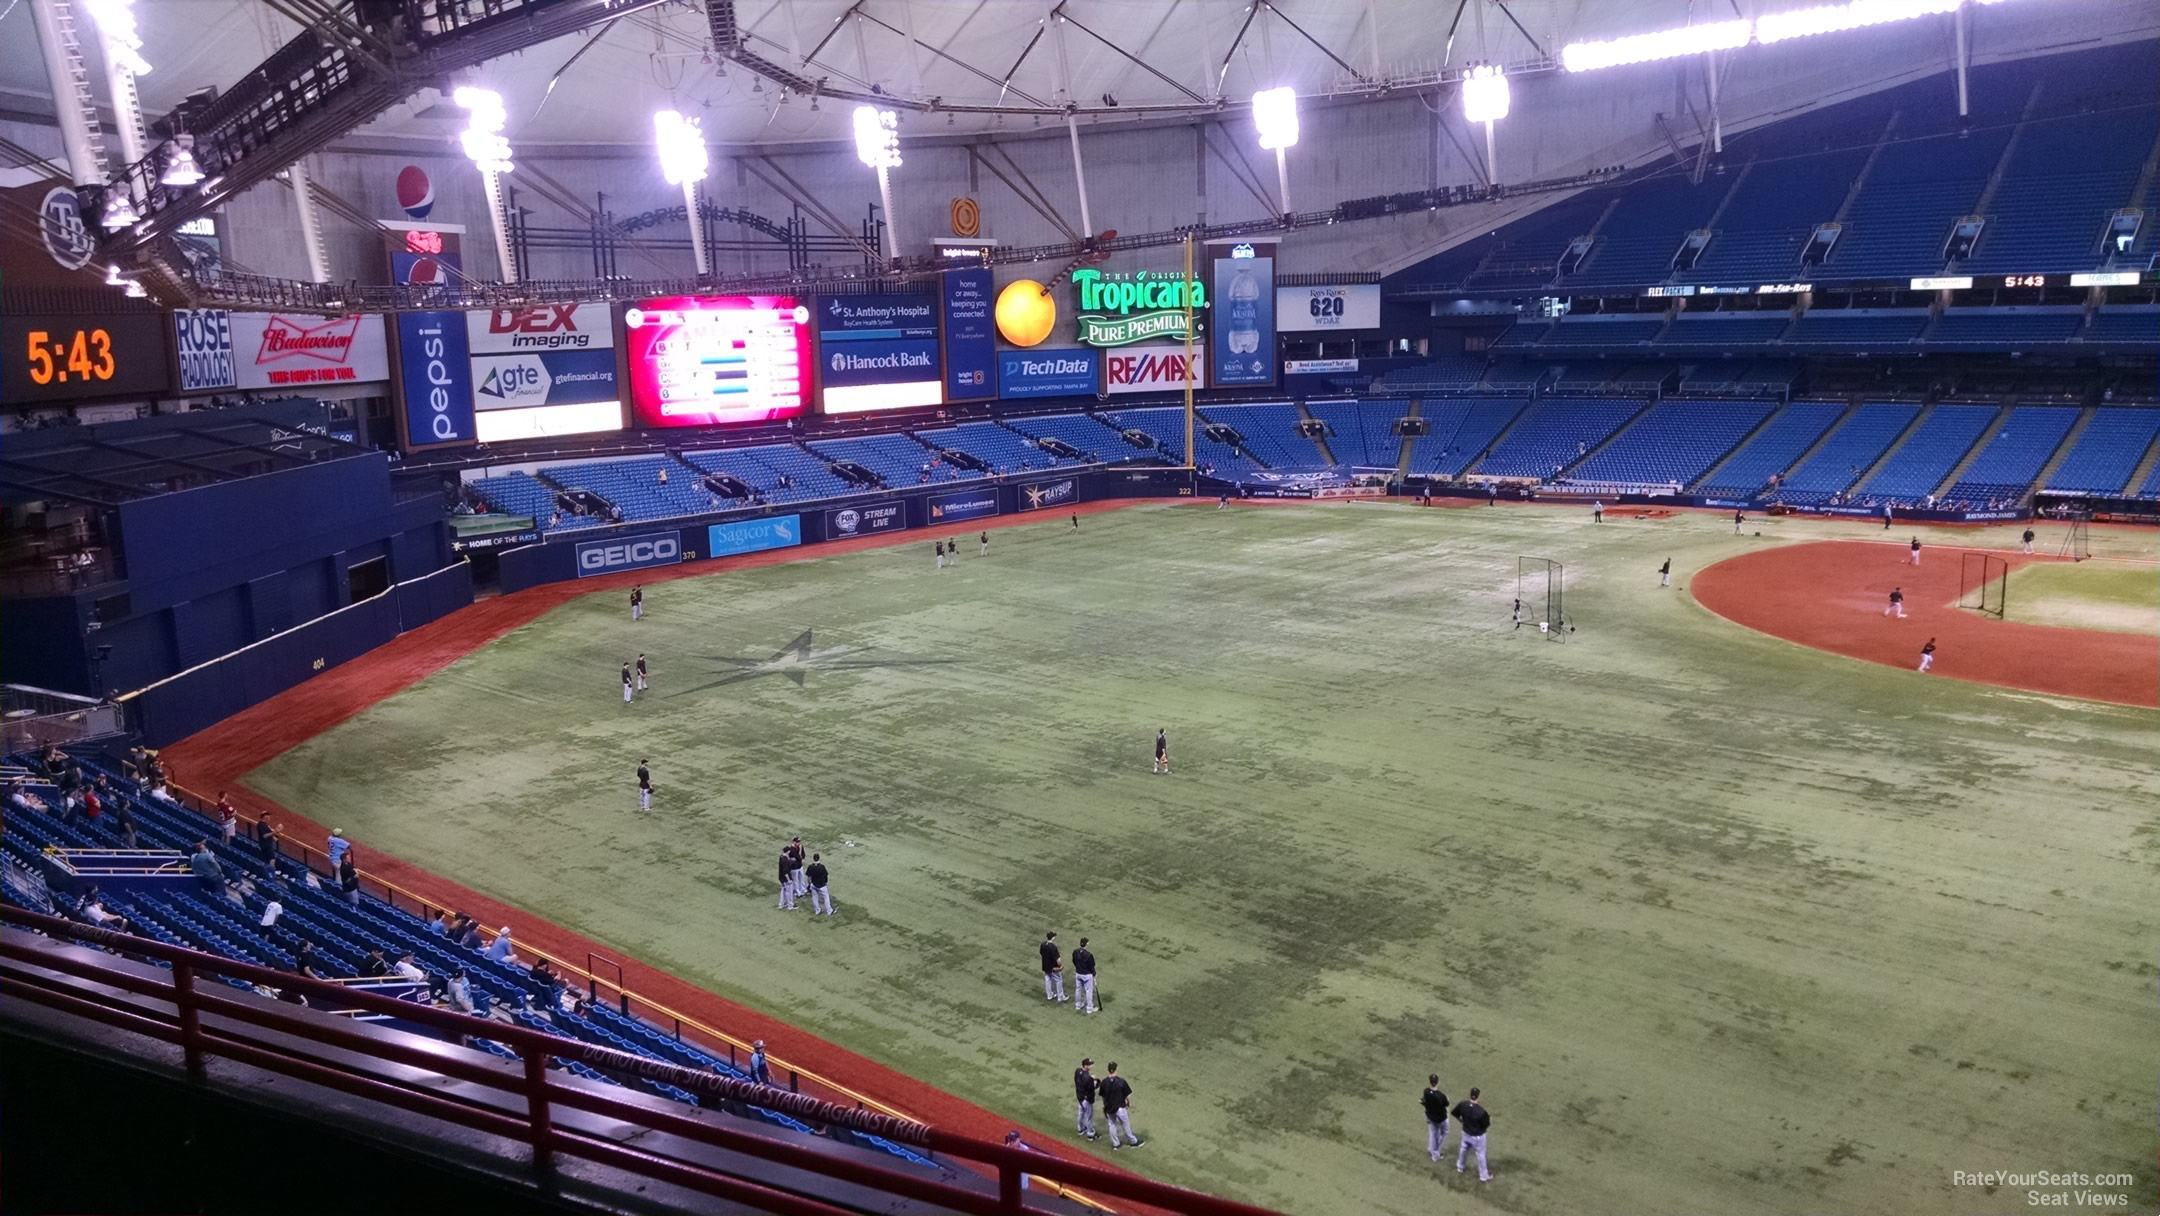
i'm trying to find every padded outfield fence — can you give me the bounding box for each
[1958,552,2009,620]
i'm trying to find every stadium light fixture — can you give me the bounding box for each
[1462,64,1511,124]
[1253,87,1299,215]
[80,0,151,75]
[1561,19,1750,72]
[1758,0,1961,43]
[853,106,902,261]
[655,110,712,276]
[454,86,513,173]
[97,188,139,230]
[159,136,204,187]
[1252,86,1299,151]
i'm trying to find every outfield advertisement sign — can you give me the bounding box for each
[1018,479,1076,511]
[229,312,390,388]
[1277,283,1381,332]
[471,349,618,410]
[707,514,803,557]
[941,267,996,401]
[926,489,999,523]
[467,304,612,353]
[1104,345,1204,395]
[817,293,943,413]
[827,502,907,537]
[1283,358,1359,374]
[575,532,682,577]
[1072,268,1207,347]
[998,348,1099,399]
[394,310,477,449]
[1211,247,1275,387]
[173,308,236,392]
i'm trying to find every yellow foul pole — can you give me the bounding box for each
[1183,233,1196,472]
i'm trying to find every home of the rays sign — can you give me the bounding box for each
[1071,268,1208,347]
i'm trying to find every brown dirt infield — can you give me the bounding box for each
[161,497,1182,1198]
[1692,539,2158,708]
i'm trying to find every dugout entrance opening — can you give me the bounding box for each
[1957,551,2008,619]
[1517,557,1570,640]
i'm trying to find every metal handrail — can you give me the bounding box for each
[156,779,921,1128]
[0,906,1277,1216]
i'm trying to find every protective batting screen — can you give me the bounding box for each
[1958,551,2008,619]
[1517,557,1567,639]
[2057,514,2092,562]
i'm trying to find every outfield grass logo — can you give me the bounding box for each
[1073,268,1206,347]
[669,628,953,695]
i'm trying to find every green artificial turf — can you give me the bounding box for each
[2002,560,2160,635]
[246,504,2160,1216]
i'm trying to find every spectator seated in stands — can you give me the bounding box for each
[657,467,669,485]
[292,940,328,981]
[529,958,568,1009]
[361,948,391,978]
[484,925,516,963]
[189,840,227,898]
[6,778,47,814]
[393,951,425,983]
[446,968,477,1014]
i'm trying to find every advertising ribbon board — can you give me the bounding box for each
[827,502,908,536]
[1018,479,1076,511]
[707,514,803,557]
[575,532,683,577]
[926,489,999,523]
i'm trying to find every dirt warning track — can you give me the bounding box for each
[1692,540,2157,708]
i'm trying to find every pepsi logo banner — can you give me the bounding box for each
[395,310,475,449]
[467,303,613,354]
[1104,345,1206,396]
[396,166,434,219]
[228,312,390,388]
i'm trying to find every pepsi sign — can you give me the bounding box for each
[396,166,434,219]
[395,311,475,449]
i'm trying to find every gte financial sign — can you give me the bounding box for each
[1073,268,1206,347]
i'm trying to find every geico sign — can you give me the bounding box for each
[578,536,680,571]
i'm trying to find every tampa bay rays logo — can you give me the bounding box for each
[668,628,951,696]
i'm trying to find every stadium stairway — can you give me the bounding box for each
[1292,403,1338,465]
[2126,437,2160,500]
[1693,401,1830,495]
[1841,405,1933,498]
[2021,406,2096,499]
[1854,404,2000,503]
[1924,404,2014,499]
[2042,407,2160,496]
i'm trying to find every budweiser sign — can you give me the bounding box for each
[229,312,389,388]
[257,315,361,364]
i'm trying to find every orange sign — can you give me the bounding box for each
[949,196,981,238]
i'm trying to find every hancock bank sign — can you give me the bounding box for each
[1073,268,1207,347]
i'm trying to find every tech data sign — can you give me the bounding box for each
[1072,268,1206,347]
[1104,345,1205,395]
[467,304,616,410]
[575,532,682,577]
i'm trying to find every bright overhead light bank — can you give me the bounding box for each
[1252,87,1300,150]
[853,106,901,169]
[1462,65,1511,124]
[454,87,513,173]
[653,110,709,186]
[1563,0,2012,71]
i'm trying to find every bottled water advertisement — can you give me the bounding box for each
[1211,245,1276,386]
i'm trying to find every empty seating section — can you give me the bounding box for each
[1829,128,2008,278]
[1784,311,1928,347]
[1777,403,1920,503]
[2142,461,2160,500]
[1460,194,1610,291]
[1103,407,1260,476]
[1202,404,1314,468]
[3,751,939,1172]
[1005,413,1124,462]
[1959,109,2160,274]
[1367,356,1487,391]
[1475,399,1643,479]
[2084,311,2158,346]
[913,422,1070,473]
[1542,318,1667,347]
[1925,309,2083,346]
[1856,405,1998,501]
[1569,400,1777,488]
[1941,406,2081,504]
[1698,402,1847,496]
[808,434,974,487]
[1493,321,1551,348]
[546,457,716,521]
[1571,176,1729,288]
[1657,315,1792,347]
[1308,401,1407,467]
[1421,399,1528,476]
[471,473,600,533]
[682,444,852,504]
[1681,150,1870,284]
[2045,409,2160,495]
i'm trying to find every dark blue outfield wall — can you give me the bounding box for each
[498,468,1202,595]
[123,562,473,748]
[1397,479,2040,525]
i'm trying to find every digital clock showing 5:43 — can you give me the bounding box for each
[0,313,171,405]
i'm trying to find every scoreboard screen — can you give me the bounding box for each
[622,296,811,428]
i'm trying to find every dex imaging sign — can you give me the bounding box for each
[576,532,682,577]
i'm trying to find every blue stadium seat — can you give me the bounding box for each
[2045,409,2160,496]
[1679,149,1870,285]
[912,423,1072,474]
[1568,399,1777,489]
[1421,399,1529,476]
[1829,129,2009,280]
[1540,318,1667,348]
[1003,413,1126,462]
[1568,176,1729,289]
[1200,405,1319,468]
[471,473,603,534]
[1307,401,1409,468]
[1958,109,2160,275]
[1698,402,1847,498]
[2083,311,2159,348]
[545,457,724,522]
[1783,311,1928,348]
[682,444,854,505]
[1940,406,2081,506]
[1475,399,1644,480]
[1776,402,1921,504]
[1655,314,1791,348]
[807,434,980,488]
[1923,309,2084,347]
[1855,405,1998,502]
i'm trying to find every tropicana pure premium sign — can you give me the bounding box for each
[1072,268,1207,347]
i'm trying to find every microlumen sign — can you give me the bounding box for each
[1072,268,1208,347]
